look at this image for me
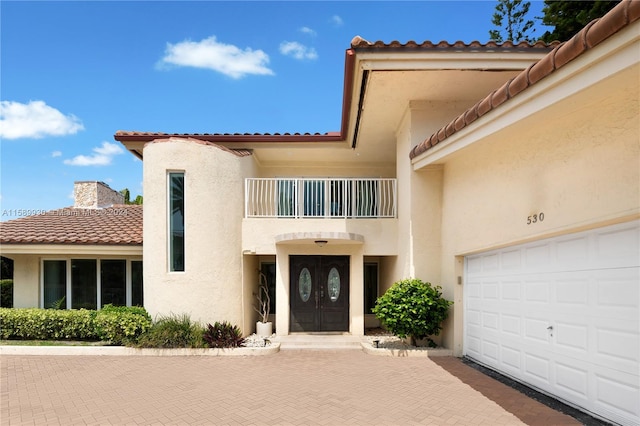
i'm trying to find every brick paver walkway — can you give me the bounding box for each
[1,351,579,425]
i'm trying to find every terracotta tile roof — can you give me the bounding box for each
[409,0,640,159]
[0,205,142,245]
[115,130,342,142]
[350,37,557,50]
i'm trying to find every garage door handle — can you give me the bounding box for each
[547,326,553,330]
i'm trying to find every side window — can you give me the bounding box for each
[43,260,66,309]
[364,263,379,314]
[169,172,185,272]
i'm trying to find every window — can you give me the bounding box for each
[260,262,276,314]
[43,260,66,309]
[364,263,379,314]
[71,259,97,309]
[101,260,126,307]
[41,259,142,309]
[169,172,185,271]
[131,261,143,306]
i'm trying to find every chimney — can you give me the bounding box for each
[73,181,124,209]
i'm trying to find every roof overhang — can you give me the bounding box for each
[410,20,640,169]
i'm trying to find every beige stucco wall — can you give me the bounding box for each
[143,139,257,333]
[431,64,640,355]
[9,255,40,308]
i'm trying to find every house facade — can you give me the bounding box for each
[1,2,636,425]
[0,181,143,310]
[114,3,639,423]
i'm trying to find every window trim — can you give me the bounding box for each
[168,171,185,272]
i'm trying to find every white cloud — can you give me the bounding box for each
[63,141,123,166]
[330,15,344,26]
[158,36,274,79]
[279,41,318,60]
[51,151,62,158]
[0,100,84,140]
[299,26,317,36]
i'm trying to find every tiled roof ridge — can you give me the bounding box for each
[350,35,557,50]
[150,137,253,157]
[409,0,640,159]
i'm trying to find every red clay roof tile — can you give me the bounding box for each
[0,205,142,245]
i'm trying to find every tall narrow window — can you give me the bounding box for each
[169,172,185,271]
[71,259,97,309]
[364,262,379,314]
[101,260,126,307]
[131,261,143,306]
[43,260,66,309]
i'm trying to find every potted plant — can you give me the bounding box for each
[253,271,272,337]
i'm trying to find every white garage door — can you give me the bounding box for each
[464,221,639,426]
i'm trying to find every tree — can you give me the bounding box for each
[489,0,536,43]
[120,188,143,205]
[539,1,620,43]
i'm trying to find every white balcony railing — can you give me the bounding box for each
[245,178,397,218]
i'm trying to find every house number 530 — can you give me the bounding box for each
[527,212,545,225]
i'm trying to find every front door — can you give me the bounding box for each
[290,256,349,332]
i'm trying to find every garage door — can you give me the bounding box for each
[464,221,639,426]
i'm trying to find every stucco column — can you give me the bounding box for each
[349,248,365,336]
[275,246,290,336]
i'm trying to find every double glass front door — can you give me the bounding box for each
[290,256,349,332]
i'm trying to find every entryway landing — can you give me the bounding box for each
[272,334,362,350]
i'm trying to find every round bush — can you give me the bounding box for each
[372,278,453,347]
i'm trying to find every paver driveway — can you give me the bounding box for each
[1,351,579,425]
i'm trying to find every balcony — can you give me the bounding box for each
[245,178,397,219]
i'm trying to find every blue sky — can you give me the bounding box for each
[0,1,550,220]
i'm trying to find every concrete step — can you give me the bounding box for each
[272,334,363,350]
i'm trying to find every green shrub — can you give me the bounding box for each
[0,279,13,308]
[134,314,205,348]
[203,321,245,348]
[95,305,151,345]
[0,308,98,340]
[372,278,453,347]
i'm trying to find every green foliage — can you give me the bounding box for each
[0,279,13,308]
[0,308,98,340]
[372,278,453,347]
[489,0,535,43]
[99,304,151,321]
[48,296,66,310]
[203,321,245,348]
[134,314,205,348]
[540,0,619,43]
[94,305,151,345]
[0,306,151,344]
[119,188,143,205]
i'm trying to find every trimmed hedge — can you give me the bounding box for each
[0,305,151,344]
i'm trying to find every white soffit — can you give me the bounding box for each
[0,244,143,256]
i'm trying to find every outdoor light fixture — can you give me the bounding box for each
[315,240,328,247]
